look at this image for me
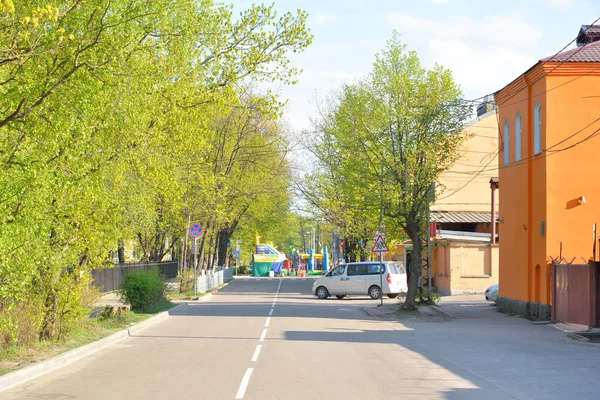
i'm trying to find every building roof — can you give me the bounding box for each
[541,40,600,63]
[431,211,496,224]
[437,230,495,243]
[495,25,600,98]
[577,25,600,47]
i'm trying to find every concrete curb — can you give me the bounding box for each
[0,302,189,393]
[360,307,378,318]
[432,305,455,319]
[567,332,591,342]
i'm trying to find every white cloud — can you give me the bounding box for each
[312,12,335,26]
[316,70,365,83]
[429,39,537,94]
[550,0,576,10]
[528,0,576,10]
[384,12,542,96]
[385,13,542,50]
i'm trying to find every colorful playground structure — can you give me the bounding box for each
[251,233,329,277]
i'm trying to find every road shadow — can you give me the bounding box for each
[168,301,376,322]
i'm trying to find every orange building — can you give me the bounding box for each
[494,25,600,320]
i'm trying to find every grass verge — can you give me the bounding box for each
[0,299,175,377]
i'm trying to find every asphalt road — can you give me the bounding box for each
[3,278,600,399]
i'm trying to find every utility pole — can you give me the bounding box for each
[379,155,384,306]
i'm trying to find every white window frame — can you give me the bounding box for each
[515,112,522,162]
[504,119,510,165]
[534,101,542,155]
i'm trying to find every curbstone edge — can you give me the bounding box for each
[0,302,187,393]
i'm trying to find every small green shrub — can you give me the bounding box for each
[237,265,248,275]
[417,289,441,306]
[119,269,167,311]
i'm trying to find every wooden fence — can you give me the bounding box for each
[91,261,178,293]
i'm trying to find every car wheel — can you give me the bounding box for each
[387,294,398,299]
[336,295,346,300]
[316,286,329,299]
[368,285,381,300]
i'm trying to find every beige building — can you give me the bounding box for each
[391,104,500,295]
[433,108,499,215]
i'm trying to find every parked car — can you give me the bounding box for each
[312,261,407,300]
[485,284,498,303]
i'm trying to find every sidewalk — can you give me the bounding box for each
[437,294,600,343]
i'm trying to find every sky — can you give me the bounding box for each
[234,0,598,133]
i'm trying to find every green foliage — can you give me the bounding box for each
[304,32,470,306]
[0,0,311,345]
[118,269,167,311]
[236,265,249,275]
[417,289,441,306]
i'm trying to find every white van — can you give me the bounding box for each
[312,261,407,300]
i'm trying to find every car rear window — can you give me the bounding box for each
[386,263,406,274]
[367,264,383,275]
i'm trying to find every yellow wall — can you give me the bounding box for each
[432,112,499,213]
[390,242,498,295]
[496,62,600,306]
[434,245,499,295]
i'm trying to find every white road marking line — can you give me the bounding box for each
[265,317,271,327]
[277,279,282,292]
[269,309,274,316]
[259,329,267,341]
[251,345,262,362]
[273,297,277,303]
[235,368,254,399]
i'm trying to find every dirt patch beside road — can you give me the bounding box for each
[361,303,451,322]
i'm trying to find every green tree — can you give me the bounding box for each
[0,0,311,343]
[307,33,470,309]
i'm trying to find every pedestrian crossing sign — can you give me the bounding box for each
[371,234,389,255]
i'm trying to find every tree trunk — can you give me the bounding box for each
[207,228,217,269]
[403,223,422,310]
[345,238,368,262]
[40,291,58,340]
[198,222,208,271]
[117,238,125,264]
[217,228,233,269]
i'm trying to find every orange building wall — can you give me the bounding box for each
[497,77,543,303]
[497,63,600,306]
[545,72,600,266]
[529,77,547,305]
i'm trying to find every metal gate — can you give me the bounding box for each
[552,262,599,327]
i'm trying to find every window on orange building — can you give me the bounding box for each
[515,112,522,161]
[504,119,510,165]
[534,101,542,155]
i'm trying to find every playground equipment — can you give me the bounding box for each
[252,233,287,277]
[291,248,329,272]
[251,233,331,277]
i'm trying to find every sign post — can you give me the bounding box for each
[232,239,241,276]
[372,226,389,307]
[189,222,204,296]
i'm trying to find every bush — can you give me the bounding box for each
[417,288,441,306]
[237,265,248,275]
[119,268,167,311]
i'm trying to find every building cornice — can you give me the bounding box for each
[495,62,600,106]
